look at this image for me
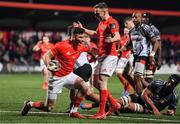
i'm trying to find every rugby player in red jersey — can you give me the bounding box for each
[33,36,54,90]
[74,2,121,119]
[21,27,93,118]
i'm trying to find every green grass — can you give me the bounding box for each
[0,73,180,123]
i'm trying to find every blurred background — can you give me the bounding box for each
[0,0,180,74]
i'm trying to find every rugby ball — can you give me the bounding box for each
[48,60,61,71]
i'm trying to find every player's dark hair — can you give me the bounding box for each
[73,27,85,35]
[124,16,132,23]
[143,12,153,24]
[169,74,180,85]
[94,2,108,9]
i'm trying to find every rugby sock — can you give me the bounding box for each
[107,90,116,106]
[70,97,83,113]
[32,101,43,108]
[118,76,127,90]
[99,90,108,114]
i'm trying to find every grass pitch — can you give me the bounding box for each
[0,73,180,123]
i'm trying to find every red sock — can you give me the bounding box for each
[32,101,43,108]
[118,76,127,90]
[107,90,116,106]
[74,97,83,107]
[99,90,108,114]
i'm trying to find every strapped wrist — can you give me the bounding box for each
[150,51,155,57]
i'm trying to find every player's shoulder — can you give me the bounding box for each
[151,25,160,33]
[49,42,54,46]
[55,40,69,45]
[129,27,135,33]
[109,16,119,24]
[141,24,151,31]
[151,79,165,86]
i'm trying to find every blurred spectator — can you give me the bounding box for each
[0,30,179,66]
[0,30,64,65]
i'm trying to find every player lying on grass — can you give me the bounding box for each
[116,74,180,116]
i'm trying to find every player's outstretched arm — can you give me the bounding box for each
[141,88,161,116]
[73,21,97,36]
[33,41,42,51]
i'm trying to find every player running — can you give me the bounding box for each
[21,27,93,118]
[33,36,54,90]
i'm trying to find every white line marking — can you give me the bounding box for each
[0,110,180,123]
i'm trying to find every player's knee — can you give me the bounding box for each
[86,88,93,96]
[81,82,91,95]
[115,68,124,76]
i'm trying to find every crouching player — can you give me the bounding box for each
[21,27,92,118]
[116,74,180,116]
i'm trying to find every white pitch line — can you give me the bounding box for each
[0,110,180,123]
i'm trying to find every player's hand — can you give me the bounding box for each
[37,40,43,44]
[156,59,162,70]
[73,22,80,27]
[153,108,161,116]
[104,37,112,43]
[149,56,155,65]
[72,21,83,28]
[47,60,61,72]
[77,21,83,28]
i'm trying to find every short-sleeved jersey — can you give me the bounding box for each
[119,36,131,59]
[74,52,89,70]
[96,16,119,56]
[148,24,161,54]
[51,40,89,77]
[129,24,155,57]
[146,79,178,111]
[39,43,54,58]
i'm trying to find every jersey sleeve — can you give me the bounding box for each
[152,25,161,42]
[51,42,62,57]
[109,19,119,34]
[147,80,159,93]
[143,24,155,39]
[168,89,179,110]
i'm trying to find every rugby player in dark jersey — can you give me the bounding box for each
[127,12,159,93]
[142,12,162,87]
[116,74,180,116]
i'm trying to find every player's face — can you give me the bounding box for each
[166,79,178,89]
[94,8,105,20]
[42,36,49,43]
[125,20,134,30]
[84,34,91,43]
[142,17,149,24]
[74,33,85,44]
[132,13,142,26]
